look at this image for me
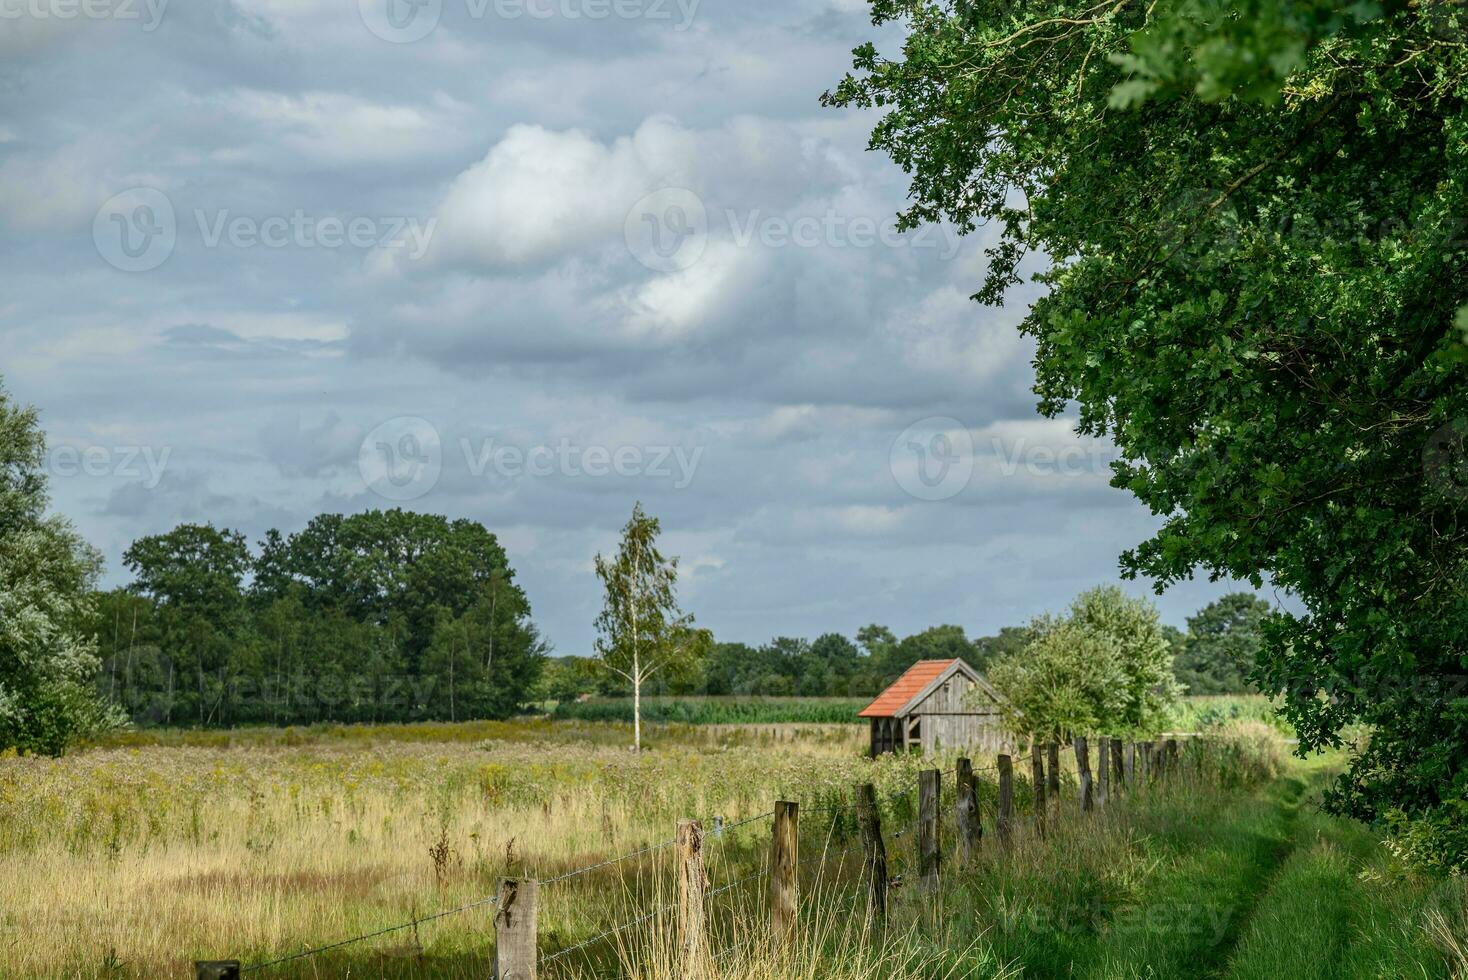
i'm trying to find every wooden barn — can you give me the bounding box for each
[858,658,1006,756]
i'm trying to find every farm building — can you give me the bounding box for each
[858,658,1007,756]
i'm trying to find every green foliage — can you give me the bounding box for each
[987,617,1128,740]
[97,510,542,728]
[828,0,1468,867]
[987,586,1180,739]
[593,502,710,748]
[1175,592,1274,694]
[0,378,121,754]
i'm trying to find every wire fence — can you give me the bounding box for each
[213,752,1050,978]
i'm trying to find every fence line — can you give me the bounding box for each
[197,740,1197,979]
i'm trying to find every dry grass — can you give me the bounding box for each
[0,720,982,978]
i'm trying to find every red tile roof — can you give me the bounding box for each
[857,659,959,718]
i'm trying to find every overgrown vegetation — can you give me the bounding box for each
[4,717,1454,979]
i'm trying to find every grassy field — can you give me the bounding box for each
[550,696,872,725]
[2,714,1460,979]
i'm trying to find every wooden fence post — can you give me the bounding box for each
[1110,737,1124,792]
[1030,741,1046,832]
[194,964,240,980]
[855,783,887,923]
[997,754,1014,844]
[956,758,982,863]
[1124,741,1136,788]
[1074,736,1093,812]
[918,769,941,895]
[770,801,799,946]
[495,878,539,980]
[678,820,707,978]
[1096,737,1110,806]
[1165,738,1180,776]
[1046,742,1061,806]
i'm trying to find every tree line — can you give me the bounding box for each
[92,511,546,730]
[548,592,1271,703]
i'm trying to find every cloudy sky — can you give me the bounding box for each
[0,0,1249,654]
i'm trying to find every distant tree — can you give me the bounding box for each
[123,523,251,727]
[593,502,710,750]
[806,632,861,695]
[971,625,1032,670]
[0,380,121,754]
[987,586,1180,742]
[987,616,1128,742]
[1176,593,1274,695]
[1068,586,1181,736]
[879,624,982,686]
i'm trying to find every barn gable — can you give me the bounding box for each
[859,659,1007,756]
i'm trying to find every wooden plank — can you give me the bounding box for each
[1030,741,1046,832]
[1124,741,1135,788]
[1110,737,1124,791]
[996,754,1013,844]
[956,758,981,863]
[918,769,941,894]
[1046,742,1061,805]
[1097,737,1110,806]
[1075,735,1093,812]
[495,878,539,980]
[770,801,799,945]
[855,783,887,923]
[677,820,707,978]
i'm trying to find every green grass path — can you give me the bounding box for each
[978,764,1460,980]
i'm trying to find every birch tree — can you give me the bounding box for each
[592,502,708,751]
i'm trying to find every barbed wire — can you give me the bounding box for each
[540,836,680,888]
[242,761,1003,974]
[541,899,679,967]
[240,893,500,973]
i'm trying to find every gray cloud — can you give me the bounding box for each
[1,0,1251,654]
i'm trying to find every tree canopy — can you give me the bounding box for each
[827,0,1468,865]
[987,586,1180,740]
[0,379,121,754]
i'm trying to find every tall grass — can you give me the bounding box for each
[2,716,1458,979]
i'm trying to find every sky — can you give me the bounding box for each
[0,0,1252,655]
